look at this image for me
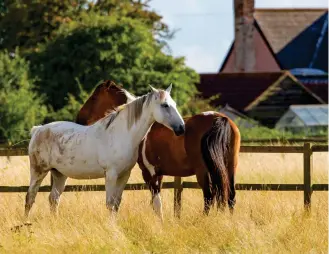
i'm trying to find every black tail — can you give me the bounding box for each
[201,117,231,206]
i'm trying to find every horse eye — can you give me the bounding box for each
[162,103,169,108]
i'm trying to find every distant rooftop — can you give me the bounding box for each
[197,72,284,111]
[290,68,328,76]
[290,104,328,126]
[254,8,328,53]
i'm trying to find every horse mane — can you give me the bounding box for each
[104,111,119,129]
[94,80,136,101]
[104,91,154,130]
[103,80,137,103]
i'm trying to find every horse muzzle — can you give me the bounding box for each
[173,124,185,136]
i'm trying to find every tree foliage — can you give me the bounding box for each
[0,0,204,145]
[49,79,90,122]
[0,0,88,54]
[0,50,47,144]
[91,0,171,38]
[0,0,170,54]
[29,14,199,115]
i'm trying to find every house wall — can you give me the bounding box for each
[221,26,281,72]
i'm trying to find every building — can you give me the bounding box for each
[218,104,259,129]
[197,0,328,128]
[275,104,328,133]
[220,7,328,73]
[291,68,328,103]
[197,71,324,128]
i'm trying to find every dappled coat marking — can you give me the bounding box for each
[25,85,185,218]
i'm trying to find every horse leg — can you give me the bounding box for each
[196,171,214,215]
[48,169,67,216]
[141,169,153,206]
[105,170,119,213]
[105,169,131,214]
[151,175,164,221]
[141,168,164,220]
[112,170,131,212]
[25,169,49,218]
[216,193,226,212]
[228,172,236,214]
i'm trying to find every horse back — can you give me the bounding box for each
[184,112,240,172]
[29,122,87,156]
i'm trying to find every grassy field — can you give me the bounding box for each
[0,151,328,253]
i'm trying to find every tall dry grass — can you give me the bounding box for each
[0,152,328,253]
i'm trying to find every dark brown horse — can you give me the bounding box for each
[76,80,135,125]
[76,80,240,219]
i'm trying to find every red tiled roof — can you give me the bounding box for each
[196,72,285,111]
[254,8,327,53]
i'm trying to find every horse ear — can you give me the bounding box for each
[149,85,158,93]
[166,83,172,94]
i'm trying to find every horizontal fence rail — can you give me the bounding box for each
[0,143,328,215]
[0,137,327,149]
[0,183,327,193]
[0,143,327,157]
[242,137,327,143]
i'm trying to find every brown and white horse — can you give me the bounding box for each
[76,80,241,219]
[25,85,184,218]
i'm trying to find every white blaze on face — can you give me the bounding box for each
[141,135,156,177]
[159,91,184,129]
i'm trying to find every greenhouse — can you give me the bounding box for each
[275,104,328,134]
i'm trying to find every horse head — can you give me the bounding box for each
[76,80,135,125]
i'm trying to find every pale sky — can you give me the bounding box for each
[148,0,328,73]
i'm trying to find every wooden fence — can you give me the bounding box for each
[0,137,327,148]
[0,143,327,217]
[241,137,327,144]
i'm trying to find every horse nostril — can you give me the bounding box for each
[179,124,185,133]
[174,124,185,136]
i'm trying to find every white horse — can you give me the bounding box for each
[25,84,185,218]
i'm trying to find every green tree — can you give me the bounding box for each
[29,14,199,115]
[0,50,47,144]
[0,0,88,54]
[91,0,171,38]
[0,0,170,54]
[50,79,90,121]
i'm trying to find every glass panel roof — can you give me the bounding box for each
[290,105,328,126]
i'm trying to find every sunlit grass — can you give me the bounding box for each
[0,152,327,253]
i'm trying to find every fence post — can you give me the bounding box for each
[174,176,183,218]
[50,174,54,189]
[303,142,313,210]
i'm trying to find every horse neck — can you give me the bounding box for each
[119,102,155,146]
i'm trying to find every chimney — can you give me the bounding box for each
[234,0,256,72]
